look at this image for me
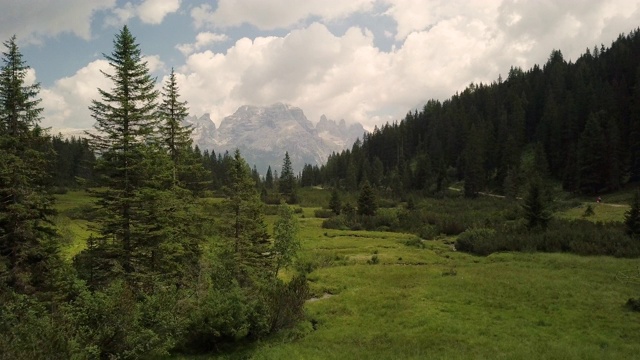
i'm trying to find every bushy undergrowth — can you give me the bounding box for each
[455,219,640,257]
[0,254,309,359]
[321,196,518,238]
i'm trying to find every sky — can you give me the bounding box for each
[1,0,639,131]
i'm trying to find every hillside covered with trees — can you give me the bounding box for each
[311,29,640,198]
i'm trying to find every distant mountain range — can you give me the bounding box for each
[184,103,365,173]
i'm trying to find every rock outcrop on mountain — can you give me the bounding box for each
[187,103,365,173]
[183,113,217,151]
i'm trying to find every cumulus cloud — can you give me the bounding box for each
[41,54,163,129]
[191,0,375,30]
[0,0,115,43]
[176,32,229,56]
[34,0,640,133]
[174,0,640,131]
[106,0,181,26]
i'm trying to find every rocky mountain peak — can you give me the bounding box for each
[185,103,366,173]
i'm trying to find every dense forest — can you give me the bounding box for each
[308,29,640,198]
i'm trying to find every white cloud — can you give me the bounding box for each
[41,59,111,129]
[106,0,181,26]
[0,0,115,43]
[176,32,229,56]
[42,54,164,129]
[191,0,375,30]
[138,0,181,24]
[34,0,640,134]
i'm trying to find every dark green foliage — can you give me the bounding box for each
[0,35,61,295]
[265,165,274,189]
[624,189,640,238]
[279,152,297,203]
[268,275,309,332]
[328,188,342,215]
[583,204,595,217]
[315,29,640,197]
[522,180,552,229]
[158,68,209,193]
[626,297,640,312]
[357,180,377,216]
[456,219,639,257]
[222,149,273,287]
[50,135,95,189]
[455,228,497,254]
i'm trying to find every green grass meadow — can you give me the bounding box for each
[54,191,640,359]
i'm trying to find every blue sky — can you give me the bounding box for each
[2,0,639,130]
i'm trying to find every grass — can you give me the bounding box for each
[557,202,629,223]
[51,190,640,359]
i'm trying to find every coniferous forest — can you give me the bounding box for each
[2,23,640,359]
[313,29,640,197]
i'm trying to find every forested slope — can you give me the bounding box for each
[318,29,640,197]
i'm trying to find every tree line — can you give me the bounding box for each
[0,27,307,358]
[310,29,640,197]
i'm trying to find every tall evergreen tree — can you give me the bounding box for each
[0,36,60,294]
[158,68,207,192]
[328,188,342,215]
[265,166,274,189]
[222,149,272,287]
[80,26,164,290]
[279,152,297,203]
[522,180,552,230]
[357,180,378,216]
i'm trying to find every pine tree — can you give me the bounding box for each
[279,152,297,203]
[265,166,274,189]
[158,68,208,192]
[624,189,640,238]
[0,36,61,294]
[328,188,342,215]
[223,149,272,287]
[357,180,377,216]
[522,180,552,230]
[80,26,164,290]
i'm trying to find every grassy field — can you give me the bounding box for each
[53,191,640,359]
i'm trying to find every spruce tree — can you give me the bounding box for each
[328,188,342,215]
[357,180,377,216]
[0,36,61,294]
[265,166,274,189]
[279,152,297,203]
[522,180,552,230]
[158,68,208,193]
[223,149,272,287]
[80,26,164,290]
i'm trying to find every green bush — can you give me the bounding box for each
[455,228,497,255]
[455,219,640,257]
[404,236,426,248]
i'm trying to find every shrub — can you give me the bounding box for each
[404,236,425,248]
[455,228,497,255]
